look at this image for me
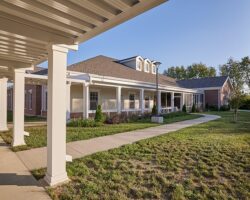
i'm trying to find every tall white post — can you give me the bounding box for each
[140,89,145,114]
[116,86,121,114]
[66,81,71,121]
[83,83,89,119]
[157,90,161,114]
[171,92,175,112]
[44,45,69,186]
[181,93,185,108]
[12,69,26,146]
[0,78,8,131]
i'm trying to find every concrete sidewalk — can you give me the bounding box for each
[17,114,220,170]
[0,138,51,200]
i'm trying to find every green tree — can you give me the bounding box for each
[95,105,104,123]
[163,63,216,79]
[220,58,245,122]
[240,56,250,87]
[186,63,216,79]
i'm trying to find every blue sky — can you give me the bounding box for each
[40,0,250,73]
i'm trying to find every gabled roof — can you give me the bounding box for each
[177,76,229,89]
[67,55,178,86]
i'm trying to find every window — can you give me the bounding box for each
[129,94,135,109]
[28,90,32,110]
[145,63,150,72]
[45,91,48,111]
[152,65,156,74]
[25,91,27,109]
[90,91,98,110]
[137,60,143,71]
[145,96,150,109]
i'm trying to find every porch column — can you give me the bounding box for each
[0,78,8,131]
[171,92,175,112]
[140,89,145,114]
[66,81,71,121]
[116,86,121,114]
[44,45,69,186]
[181,93,185,108]
[157,90,161,114]
[12,69,26,146]
[83,83,89,119]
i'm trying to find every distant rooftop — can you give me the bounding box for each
[177,76,229,89]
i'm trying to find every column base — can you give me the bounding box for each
[12,139,26,147]
[0,126,8,132]
[44,172,69,186]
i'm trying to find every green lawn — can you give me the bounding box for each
[7,111,46,122]
[32,111,250,200]
[1,112,200,152]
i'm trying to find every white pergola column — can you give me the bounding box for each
[83,83,89,119]
[171,92,175,112]
[0,78,8,131]
[12,69,26,146]
[66,81,71,121]
[157,90,161,114]
[116,86,121,114]
[44,45,69,186]
[140,89,145,114]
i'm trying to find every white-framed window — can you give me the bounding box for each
[90,91,99,110]
[45,91,48,111]
[137,60,143,71]
[145,62,150,72]
[152,65,156,74]
[129,93,135,109]
[145,96,150,109]
[25,90,27,109]
[28,90,32,110]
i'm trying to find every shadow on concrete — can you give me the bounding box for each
[0,173,42,187]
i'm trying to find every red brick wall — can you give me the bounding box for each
[221,81,232,105]
[204,90,219,107]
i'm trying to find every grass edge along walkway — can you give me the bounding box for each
[16,114,217,171]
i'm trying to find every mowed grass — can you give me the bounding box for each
[0,112,200,152]
[32,111,250,200]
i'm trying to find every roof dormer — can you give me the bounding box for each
[144,59,151,73]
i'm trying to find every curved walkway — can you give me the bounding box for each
[17,114,220,170]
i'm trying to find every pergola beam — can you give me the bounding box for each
[0,14,75,44]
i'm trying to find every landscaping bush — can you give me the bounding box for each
[191,103,196,113]
[208,105,219,111]
[239,95,250,110]
[182,104,187,113]
[67,119,103,127]
[219,105,230,111]
[94,105,105,123]
[152,104,157,115]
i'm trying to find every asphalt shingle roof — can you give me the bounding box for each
[177,76,228,89]
[67,55,178,86]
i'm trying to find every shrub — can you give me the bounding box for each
[208,105,218,111]
[219,105,230,111]
[182,104,187,113]
[94,105,105,123]
[191,103,196,113]
[239,95,250,110]
[152,104,157,115]
[205,103,209,111]
[67,119,103,127]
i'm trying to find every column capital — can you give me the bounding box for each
[48,44,69,53]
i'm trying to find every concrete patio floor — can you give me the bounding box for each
[16,114,220,170]
[0,138,51,200]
